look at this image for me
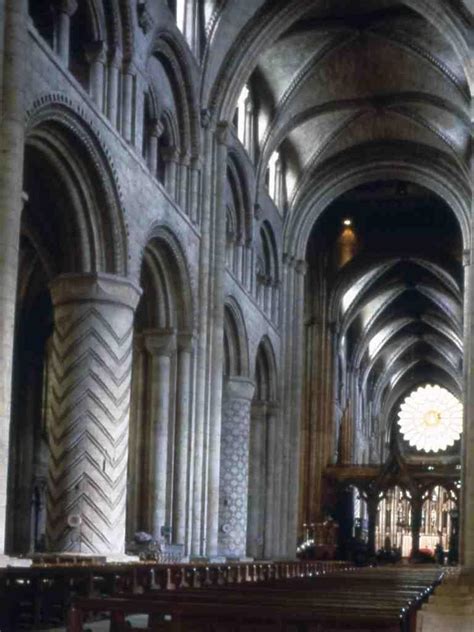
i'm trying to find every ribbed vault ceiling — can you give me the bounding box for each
[310,181,463,452]
[251,2,471,202]
[203,0,471,453]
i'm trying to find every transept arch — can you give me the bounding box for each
[286,150,471,259]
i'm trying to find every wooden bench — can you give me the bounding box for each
[0,560,350,630]
[67,568,443,632]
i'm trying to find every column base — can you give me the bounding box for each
[209,556,227,563]
[31,552,139,565]
[0,555,32,568]
[417,569,474,631]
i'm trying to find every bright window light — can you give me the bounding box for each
[398,384,462,453]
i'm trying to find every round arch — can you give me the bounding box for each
[25,98,128,275]
[137,225,195,332]
[223,297,250,378]
[254,335,278,402]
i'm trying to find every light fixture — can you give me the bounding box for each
[343,218,352,227]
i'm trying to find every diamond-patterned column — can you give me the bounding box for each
[218,377,255,559]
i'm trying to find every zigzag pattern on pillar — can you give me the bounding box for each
[46,304,134,554]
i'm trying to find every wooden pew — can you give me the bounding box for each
[67,568,443,632]
[0,560,351,630]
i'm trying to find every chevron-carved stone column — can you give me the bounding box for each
[46,273,141,556]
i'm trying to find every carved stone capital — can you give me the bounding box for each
[161,146,179,163]
[180,151,191,167]
[49,273,141,311]
[190,155,202,170]
[177,331,195,353]
[295,259,308,275]
[137,0,155,33]
[224,376,255,402]
[254,203,262,220]
[85,40,108,65]
[109,46,123,68]
[251,400,267,419]
[200,108,213,129]
[54,0,78,16]
[216,121,231,146]
[463,248,471,267]
[266,401,280,416]
[150,119,165,139]
[143,328,177,357]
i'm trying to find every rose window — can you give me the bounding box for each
[397,384,462,453]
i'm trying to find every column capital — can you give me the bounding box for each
[200,108,214,129]
[54,0,78,16]
[190,155,202,170]
[179,151,191,167]
[109,46,123,68]
[266,401,280,416]
[150,119,165,139]
[85,40,108,65]
[161,145,179,163]
[463,248,471,267]
[49,273,141,310]
[216,121,232,146]
[235,231,245,247]
[177,331,196,352]
[254,203,262,220]
[143,328,177,357]
[123,60,137,76]
[295,259,308,275]
[251,400,267,418]
[224,376,255,401]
